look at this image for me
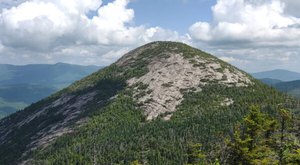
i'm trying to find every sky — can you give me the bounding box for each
[0,0,300,72]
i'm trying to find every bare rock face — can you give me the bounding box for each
[27,91,97,149]
[0,91,98,158]
[126,52,252,120]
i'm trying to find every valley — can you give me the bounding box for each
[0,63,102,118]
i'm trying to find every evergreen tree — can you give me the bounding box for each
[186,143,207,165]
[227,105,279,164]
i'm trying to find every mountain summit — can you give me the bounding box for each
[115,42,252,120]
[0,42,297,164]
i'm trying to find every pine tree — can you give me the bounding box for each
[278,109,292,164]
[186,143,207,165]
[227,105,279,164]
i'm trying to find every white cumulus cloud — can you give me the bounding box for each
[190,0,300,45]
[0,0,182,65]
[189,0,300,72]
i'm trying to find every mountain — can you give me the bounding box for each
[0,42,299,164]
[257,78,300,99]
[252,69,300,81]
[274,80,300,98]
[0,63,102,118]
[259,78,283,86]
[0,63,101,87]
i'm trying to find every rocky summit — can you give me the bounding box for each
[117,42,252,120]
[0,41,299,164]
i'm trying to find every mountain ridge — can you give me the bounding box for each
[252,69,300,81]
[259,78,283,85]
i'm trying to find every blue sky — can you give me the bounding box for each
[0,0,300,72]
[128,0,215,34]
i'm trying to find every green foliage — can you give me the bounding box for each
[131,160,143,165]
[226,106,279,164]
[186,143,207,165]
[226,106,300,165]
[284,148,300,164]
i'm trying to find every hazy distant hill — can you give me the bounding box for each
[274,80,300,98]
[259,78,283,86]
[259,79,300,99]
[0,63,102,118]
[252,70,300,99]
[252,69,300,81]
[0,63,102,88]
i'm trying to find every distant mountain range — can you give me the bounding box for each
[259,78,283,86]
[251,69,300,98]
[0,63,102,118]
[252,69,300,82]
